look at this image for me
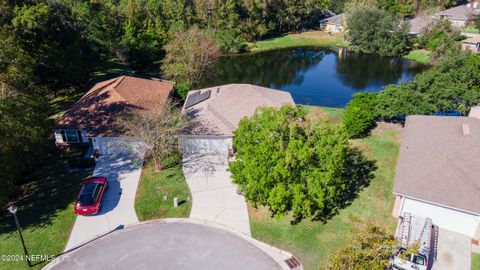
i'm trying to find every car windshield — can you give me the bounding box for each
[412,255,426,265]
[78,183,100,206]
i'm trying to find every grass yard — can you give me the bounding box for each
[0,147,93,270]
[473,253,480,270]
[249,107,401,270]
[135,163,192,221]
[247,31,348,53]
[403,49,432,64]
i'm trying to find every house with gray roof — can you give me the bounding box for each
[179,84,294,154]
[320,14,344,33]
[432,1,480,27]
[392,113,480,240]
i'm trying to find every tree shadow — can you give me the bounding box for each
[291,147,377,225]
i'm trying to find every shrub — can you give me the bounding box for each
[418,20,461,59]
[376,84,434,119]
[229,105,376,221]
[343,93,379,138]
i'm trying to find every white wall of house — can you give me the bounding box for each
[399,196,480,237]
[179,135,233,155]
[92,137,144,156]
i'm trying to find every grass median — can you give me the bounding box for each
[135,162,192,221]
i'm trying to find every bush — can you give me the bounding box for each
[214,29,246,54]
[418,20,461,59]
[343,93,379,138]
[327,217,397,270]
[376,84,434,119]
[229,105,376,221]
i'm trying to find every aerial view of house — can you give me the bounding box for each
[1,1,480,270]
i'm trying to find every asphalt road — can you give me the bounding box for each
[49,221,282,270]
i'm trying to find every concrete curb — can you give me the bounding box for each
[44,218,303,270]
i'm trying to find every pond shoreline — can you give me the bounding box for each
[240,30,431,64]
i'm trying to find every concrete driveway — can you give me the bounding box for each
[47,220,296,270]
[64,139,145,251]
[183,153,251,236]
[432,228,471,270]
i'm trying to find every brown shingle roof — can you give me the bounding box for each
[393,115,480,214]
[57,76,174,136]
[183,84,295,135]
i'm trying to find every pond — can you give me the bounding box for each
[200,47,427,108]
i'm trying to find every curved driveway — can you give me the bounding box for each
[48,220,282,270]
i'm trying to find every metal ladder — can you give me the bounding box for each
[417,217,433,256]
[399,213,412,246]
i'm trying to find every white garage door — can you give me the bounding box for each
[92,137,144,156]
[179,136,233,154]
[401,197,480,237]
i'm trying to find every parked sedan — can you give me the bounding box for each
[74,177,108,215]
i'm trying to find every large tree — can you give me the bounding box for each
[122,101,187,171]
[229,105,376,221]
[162,26,220,98]
[344,5,410,57]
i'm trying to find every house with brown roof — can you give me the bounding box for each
[179,84,294,154]
[54,76,174,150]
[392,113,480,240]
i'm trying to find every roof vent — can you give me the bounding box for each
[463,124,470,136]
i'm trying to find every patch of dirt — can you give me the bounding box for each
[248,204,271,221]
[374,121,404,133]
[307,107,329,123]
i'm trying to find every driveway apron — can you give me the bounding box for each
[64,139,145,251]
[183,153,251,236]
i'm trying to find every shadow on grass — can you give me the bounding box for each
[0,144,93,235]
[290,148,377,225]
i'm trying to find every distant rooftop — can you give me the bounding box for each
[321,13,344,26]
[393,115,480,214]
[463,36,480,44]
[183,84,295,135]
[432,4,480,21]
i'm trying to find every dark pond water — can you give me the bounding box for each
[200,47,427,107]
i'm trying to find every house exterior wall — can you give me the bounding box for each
[54,129,89,145]
[179,135,233,155]
[324,23,344,33]
[398,196,480,238]
[462,42,480,53]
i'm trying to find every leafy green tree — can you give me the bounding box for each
[343,93,379,138]
[230,105,376,221]
[419,20,462,59]
[344,6,410,57]
[376,84,434,118]
[327,218,397,270]
[162,26,220,98]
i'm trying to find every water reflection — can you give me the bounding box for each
[202,47,427,107]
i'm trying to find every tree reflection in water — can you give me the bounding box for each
[201,47,427,107]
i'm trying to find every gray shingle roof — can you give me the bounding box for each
[182,84,295,135]
[393,115,480,214]
[433,4,480,21]
[321,14,344,26]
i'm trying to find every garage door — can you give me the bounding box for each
[92,137,144,156]
[401,197,480,237]
[179,136,233,154]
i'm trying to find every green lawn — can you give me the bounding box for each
[134,163,192,221]
[403,49,432,64]
[0,147,92,270]
[464,26,480,34]
[249,107,400,270]
[247,31,348,53]
[473,253,480,270]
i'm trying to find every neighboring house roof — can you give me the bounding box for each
[183,84,295,135]
[57,76,174,136]
[393,115,480,214]
[321,14,344,26]
[408,15,432,34]
[432,4,480,21]
[463,36,480,44]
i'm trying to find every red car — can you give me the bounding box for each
[74,177,108,215]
